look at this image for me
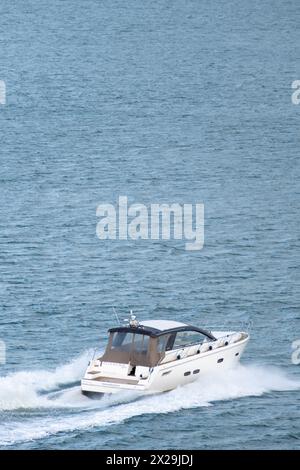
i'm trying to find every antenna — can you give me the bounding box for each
[112,306,121,325]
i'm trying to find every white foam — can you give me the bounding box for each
[0,350,92,411]
[0,361,299,446]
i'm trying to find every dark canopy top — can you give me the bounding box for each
[108,324,216,340]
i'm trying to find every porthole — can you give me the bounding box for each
[184,371,191,376]
[235,352,239,356]
[162,370,171,376]
[193,369,200,374]
[217,358,224,363]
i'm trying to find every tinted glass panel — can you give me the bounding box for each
[166,333,176,351]
[157,335,168,352]
[112,332,134,349]
[134,335,150,354]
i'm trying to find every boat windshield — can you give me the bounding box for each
[100,331,162,366]
[111,332,149,354]
[111,332,134,351]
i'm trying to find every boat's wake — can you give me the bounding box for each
[0,350,94,411]
[0,351,299,446]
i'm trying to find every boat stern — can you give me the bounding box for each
[81,359,152,395]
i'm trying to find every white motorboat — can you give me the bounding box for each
[81,313,249,395]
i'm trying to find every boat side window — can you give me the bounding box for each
[173,331,208,349]
[111,332,134,351]
[165,334,176,351]
[157,334,174,352]
[157,335,167,353]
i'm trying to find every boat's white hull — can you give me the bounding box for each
[81,333,249,395]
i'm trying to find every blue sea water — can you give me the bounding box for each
[0,0,300,449]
